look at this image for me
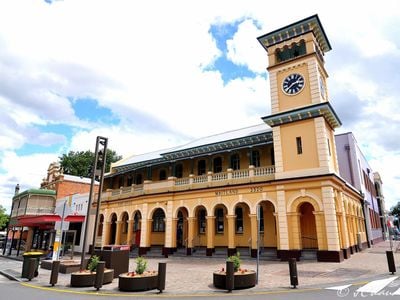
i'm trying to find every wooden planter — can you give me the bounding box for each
[118,272,158,291]
[70,269,114,287]
[213,270,256,290]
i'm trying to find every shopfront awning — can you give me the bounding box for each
[17,214,62,226]
[64,215,85,222]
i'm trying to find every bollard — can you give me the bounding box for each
[386,251,396,275]
[94,261,106,290]
[288,258,298,288]
[226,261,234,292]
[49,260,60,286]
[27,258,37,281]
[157,262,167,293]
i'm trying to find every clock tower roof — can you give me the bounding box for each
[257,14,332,54]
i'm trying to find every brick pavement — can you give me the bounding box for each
[1,240,399,296]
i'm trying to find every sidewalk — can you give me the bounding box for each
[1,240,400,296]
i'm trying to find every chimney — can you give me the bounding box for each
[14,184,20,196]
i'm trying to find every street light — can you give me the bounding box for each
[80,136,108,269]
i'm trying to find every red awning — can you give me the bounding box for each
[17,214,61,226]
[64,215,85,222]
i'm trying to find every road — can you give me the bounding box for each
[1,275,400,300]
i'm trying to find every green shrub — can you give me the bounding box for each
[135,256,147,275]
[227,252,241,272]
[87,255,100,272]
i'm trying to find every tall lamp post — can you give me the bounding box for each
[80,136,108,269]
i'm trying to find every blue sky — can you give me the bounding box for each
[0,0,399,213]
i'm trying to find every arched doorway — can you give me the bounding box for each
[175,208,189,249]
[132,211,142,248]
[109,213,117,245]
[214,205,228,248]
[233,202,251,249]
[259,201,277,249]
[299,202,318,249]
[150,208,165,253]
[194,206,207,249]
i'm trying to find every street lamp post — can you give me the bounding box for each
[80,136,108,269]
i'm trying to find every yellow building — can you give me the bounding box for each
[97,15,366,262]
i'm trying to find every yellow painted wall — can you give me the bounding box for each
[280,119,319,171]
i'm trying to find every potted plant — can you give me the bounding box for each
[70,255,114,287]
[213,252,256,290]
[118,256,159,291]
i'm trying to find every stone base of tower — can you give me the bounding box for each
[277,250,301,261]
[317,250,344,262]
[342,247,351,259]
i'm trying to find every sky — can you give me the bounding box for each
[0,0,399,213]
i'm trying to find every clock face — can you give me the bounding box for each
[282,73,305,95]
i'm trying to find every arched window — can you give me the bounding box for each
[175,163,183,178]
[216,208,224,233]
[251,150,260,167]
[235,207,243,233]
[134,212,141,231]
[152,208,165,232]
[230,154,240,170]
[213,157,222,173]
[159,169,167,180]
[198,209,206,233]
[198,160,206,175]
[98,214,104,236]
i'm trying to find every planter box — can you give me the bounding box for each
[213,270,256,290]
[118,273,158,291]
[70,269,114,287]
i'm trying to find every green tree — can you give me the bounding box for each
[59,149,122,177]
[0,205,9,230]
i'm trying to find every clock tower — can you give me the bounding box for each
[258,15,341,179]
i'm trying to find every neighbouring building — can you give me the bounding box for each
[5,162,97,255]
[93,15,375,262]
[335,133,385,245]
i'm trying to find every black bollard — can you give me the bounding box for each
[94,261,105,290]
[49,260,60,286]
[157,262,167,293]
[226,261,234,292]
[27,258,37,281]
[288,258,298,288]
[386,251,396,275]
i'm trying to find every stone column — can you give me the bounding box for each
[321,186,341,251]
[164,202,174,257]
[226,214,236,256]
[206,216,215,256]
[115,221,123,245]
[249,214,258,257]
[103,221,111,245]
[126,219,134,246]
[287,212,301,249]
[187,217,196,255]
[276,189,289,259]
[171,218,178,249]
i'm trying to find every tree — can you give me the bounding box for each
[0,205,9,230]
[390,202,400,218]
[59,149,122,177]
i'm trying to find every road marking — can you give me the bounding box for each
[392,287,400,295]
[355,276,398,294]
[325,284,352,291]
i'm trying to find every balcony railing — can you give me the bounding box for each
[102,165,275,202]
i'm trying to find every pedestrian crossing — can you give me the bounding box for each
[326,276,400,297]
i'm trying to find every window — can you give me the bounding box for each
[276,40,306,63]
[152,208,165,232]
[198,160,206,175]
[118,176,124,188]
[135,174,143,185]
[134,213,141,231]
[159,169,167,180]
[259,207,264,232]
[216,208,224,233]
[213,157,222,173]
[230,154,240,170]
[251,150,260,167]
[198,209,206,233]
[122,214,129,233]
[296,137,303,154]
[175,163,183,178]
[127,175,133,186]
[235,207,243,233]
